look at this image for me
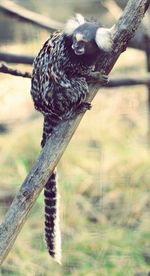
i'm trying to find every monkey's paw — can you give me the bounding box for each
[87,72,109,86]
[98,74,109,85]
[76,102,92,114]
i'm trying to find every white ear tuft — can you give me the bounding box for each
[95,27,112,52]
[75,13,85,25]
[64,13,85,35]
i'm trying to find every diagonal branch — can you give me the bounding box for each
[0,0,149,265]
[0,0,62,31]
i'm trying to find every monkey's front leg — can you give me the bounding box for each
[75,73,108,114]
[86,72,109,86]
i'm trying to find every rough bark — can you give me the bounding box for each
[102,0,150,51]
[0,0,149,265]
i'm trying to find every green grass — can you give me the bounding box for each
[0,49,150,275]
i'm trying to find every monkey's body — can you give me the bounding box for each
[31,31,99,122]
[31,14,112,263]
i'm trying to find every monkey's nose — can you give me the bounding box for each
[71,44,75,50]
[72,44,85,55]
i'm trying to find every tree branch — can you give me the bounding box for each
[101,0,123,20]
[101,0,150,51]
[0,0,62,31]
[107,74,150,87]
[0,52,34,65]
[0,63,31,78]
[1,62,150,88]
[0,0,149,265]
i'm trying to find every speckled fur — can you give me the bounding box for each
[31,24,105,262]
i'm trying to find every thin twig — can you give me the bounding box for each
[0,63,31,78]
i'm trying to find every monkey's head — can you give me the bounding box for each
[65,14,112,56]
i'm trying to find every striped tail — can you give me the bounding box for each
[44,171,61,263]
[41,116,61,263]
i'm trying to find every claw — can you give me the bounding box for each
[76,102,92,114]
[99,74,109,85]
[87,72,109,85]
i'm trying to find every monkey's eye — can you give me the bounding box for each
[73,33,88,44]
[75,37,88,44]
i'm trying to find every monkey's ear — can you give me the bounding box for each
[95,27,112,52]
[65,13,85,35]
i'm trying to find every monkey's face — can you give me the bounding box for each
[72,33,87,55]
[72,23,99,56]
[72,33,99,56]
[66,16,112,55]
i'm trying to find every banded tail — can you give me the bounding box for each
[42,116,61,263]
[44,171,61,263]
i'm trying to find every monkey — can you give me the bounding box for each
[31,13,112,263]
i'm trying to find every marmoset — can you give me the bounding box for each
[31,13,112,263]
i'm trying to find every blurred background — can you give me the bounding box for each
[0,0,150,275]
